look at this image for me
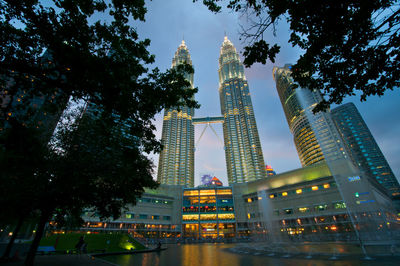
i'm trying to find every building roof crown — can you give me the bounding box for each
[220,36,236,55]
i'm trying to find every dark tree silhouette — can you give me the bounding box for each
[0,1,198,265]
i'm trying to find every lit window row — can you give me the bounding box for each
[274,202,346,215]
[183,189,232,196]
[138,198,172,205]
[182,206,234,213]
[182,213,235,221]
[124,214,171,220]
[267,182,335,199]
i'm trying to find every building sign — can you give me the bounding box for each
[348,176,361,182]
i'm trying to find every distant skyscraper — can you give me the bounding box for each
[273,64,348,166]
[332,103,400,196]
[1,50,68,142]
[218,36,266,183]
[157,41,195,187]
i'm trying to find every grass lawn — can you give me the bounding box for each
[39,232,145,253]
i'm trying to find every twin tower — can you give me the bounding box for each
[157,37,266,187]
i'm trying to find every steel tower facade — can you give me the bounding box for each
[157,41,195,187]
[218,36,266,183]
[332,103,400,197]
[273,64,348,167]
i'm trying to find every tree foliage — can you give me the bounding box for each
[1,0,199,264]
[0,0,198,217]
[197,0,400,111]
[50,108,159,221]
[1,0,198,122]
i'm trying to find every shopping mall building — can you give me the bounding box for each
[81,161,399,241]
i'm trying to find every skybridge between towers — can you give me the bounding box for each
[192,116,224,124]
[192,116,224,150]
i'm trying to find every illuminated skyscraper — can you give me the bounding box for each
[273,64,348,166]
[332,103,400,196]
[218,36,266,183]
[157,41,195,187]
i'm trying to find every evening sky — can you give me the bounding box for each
[136,0,400,186]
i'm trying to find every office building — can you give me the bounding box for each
[273,64,348,166]
[0,50,68,142]
[332,103,400,196]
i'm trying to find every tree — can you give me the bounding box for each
[198,0,400,112]
[1,0,198,264]
[0,119,47,259]
[21,107,160,265]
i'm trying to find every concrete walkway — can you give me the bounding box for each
[0,255,117,265]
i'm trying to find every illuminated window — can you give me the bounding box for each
[199,190,216,196]
[200,196,216,204]
[184,190,199,196]
[185,196,199,204]
[323,184,330,189]
[218,213,235,220]
[296,189,302,194]
[269,194,275,199]
[312,186,319,191]
[315,205,327,211]
[200,214,217,220]
[247,198,252,202]
[125,213,134,219]
[298,207,309,213]
[217,189,232,195]
[182,214,199,221]
[284,209,293,214]
[282,192,288,197]
[334,202,346,209]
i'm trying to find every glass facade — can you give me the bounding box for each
[182,187,236,238]
[157,41,195,187]
[332,103,400,196]
[218,37,266,183]
[1,50,68,142]
[273,64,348,166]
